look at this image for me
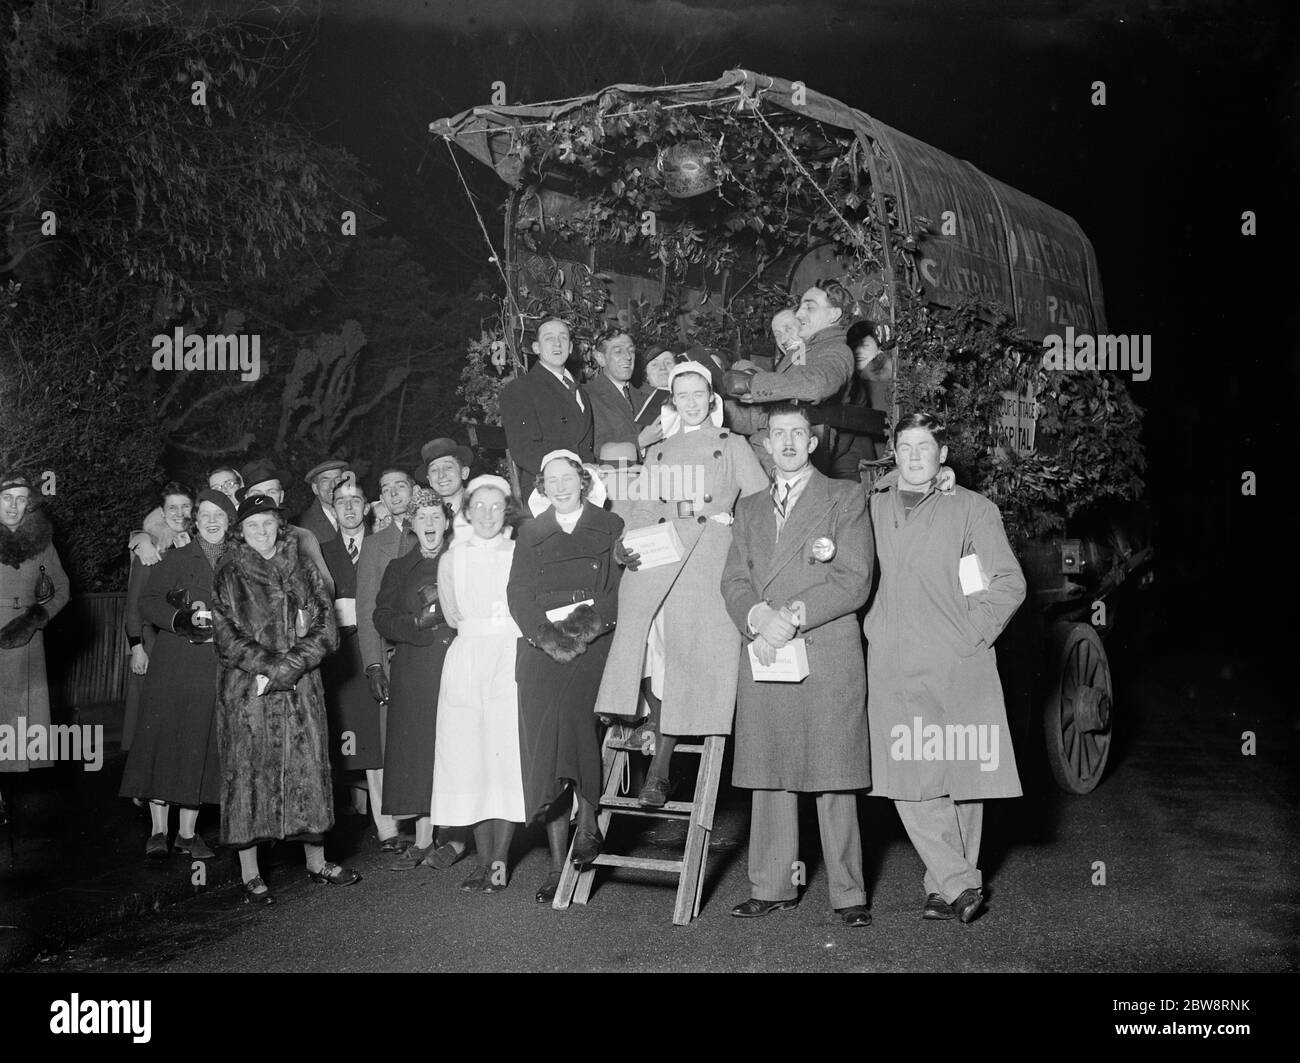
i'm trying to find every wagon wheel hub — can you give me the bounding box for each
[1074,684,1111,734]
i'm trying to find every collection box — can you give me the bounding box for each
[623,521,685,570]
[748,637,810,682]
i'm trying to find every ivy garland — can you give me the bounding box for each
[454,89,1145,543]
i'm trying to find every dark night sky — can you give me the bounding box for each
[226,0,1300,642]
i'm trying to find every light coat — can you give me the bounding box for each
[864,481,1026,800]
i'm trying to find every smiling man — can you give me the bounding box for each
[587,327,652,457]
[421,437,474,538]
[721,402,874,928]
[296,459,352,546]
[500,318,595,482]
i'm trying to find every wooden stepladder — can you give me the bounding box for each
[553,732,726,925]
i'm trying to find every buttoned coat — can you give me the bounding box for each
[721,468,873,791]
[586,372,650,456]
[864,481,1025,800]
[295,498,339,546]
[355,518,416,672]
[320,532,382,771]
[0,509,70,772]
[594,425,768,735]
[500,362,596,481]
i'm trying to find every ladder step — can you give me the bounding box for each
[600,795,694,814]
[591,854,684,872]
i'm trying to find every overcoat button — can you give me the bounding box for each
[719,431,729,439]
[656,451,663,461]
[713,450,722,458]
[747,560,754,569]
[591,562,598,569]
[697,516,706,524]
[658,517,666,524]
[703,493,712,503]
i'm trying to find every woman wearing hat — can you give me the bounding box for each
[373,486,465,871]
[0,474,70,825]
[594,361,768,805]
[120,487,233,860]
[508,452,624,903]
[212,492,357,904]
[429,474,527,893]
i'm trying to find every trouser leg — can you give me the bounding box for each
[367,768,398,840]
[814,791,867,908]
[894,796,983,903]
[748,789,800,902]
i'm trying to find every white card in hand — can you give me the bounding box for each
[959,553,990,595]
[334,598,357,627]
[546,599,594,623]
[255,674,270,696]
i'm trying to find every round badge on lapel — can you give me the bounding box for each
[811,536,836,562]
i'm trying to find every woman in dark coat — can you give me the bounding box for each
[372,487,461,870]
[120,487,232,860]
[212,492,356,905]
[508,451,624,904]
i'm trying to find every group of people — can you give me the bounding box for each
[0,276,1027,927]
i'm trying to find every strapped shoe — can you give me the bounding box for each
[240,876,276,906]
[307,862,361,886]
[638,775,671,808]
[535,869,563,905]
[570,828,604,868]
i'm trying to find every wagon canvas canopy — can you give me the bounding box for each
[429,68,1106,341]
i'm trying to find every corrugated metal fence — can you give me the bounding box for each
[47,593,127,711]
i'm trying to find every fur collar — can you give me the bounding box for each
[0,508,53,568]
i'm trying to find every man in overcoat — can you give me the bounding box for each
[500,318,595,483]
[720,404,874,927]
[296,459,351,545]
[587,328,652,458]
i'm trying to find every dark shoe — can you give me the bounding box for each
[535,869,563,904]
[459,864,489,892]
[174,833,215,860]
[379,835,409,854]
[638,775,671,808]
[922,893,955,920]
[731,897,798,918]
[145,832,169,859]
[421,840,467,870]
[479,860,510,894]
[307,862,361,886]
[240,876,276,906]
[388,842,433,871]
[570,827,604,868]
[835,904,872,928]
[952,887,985,924]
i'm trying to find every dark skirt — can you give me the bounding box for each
[119,633,221,806]
[120,626,157,752]
[322,628,383,771]
[517,634,609,821]
[382,626,455,817]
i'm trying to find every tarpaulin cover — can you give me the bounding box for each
[430,69,1106,340]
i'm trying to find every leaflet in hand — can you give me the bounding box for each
[546,599,594,623]
[959,553,990,595]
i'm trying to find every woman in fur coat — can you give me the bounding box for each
[0,474,70,824]
[212,492,357,905]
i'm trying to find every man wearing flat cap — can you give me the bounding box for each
[296,459,352,546]
[239,459,335,599]
[500,318,595,484]
[421,437,474,539]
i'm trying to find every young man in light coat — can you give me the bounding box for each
[720,403,874,927]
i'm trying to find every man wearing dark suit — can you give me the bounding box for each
[354,468,417,852]
[587,328,653,458]
[296,459,351,545]
[500,318,595,483]
[720,403,874,928]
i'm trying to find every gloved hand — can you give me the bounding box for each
[171,604,212,644]
[721,367,756,398]
[613,540,641,571]
[165,587,190,611]
[535,622,586,663]
[752,602,798,649]
[0,605,48,649]
[366,666,390,704]
[413,600,444,630]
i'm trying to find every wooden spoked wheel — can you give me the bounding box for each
[1043,622,1113,794]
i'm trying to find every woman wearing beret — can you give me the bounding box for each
[212,492,357,905]
[120,487,232,860]
[508,452,624,904]
[594,362,768,805]
[429,475,526,892]
[0,474,70,825]
[373,487,465,871]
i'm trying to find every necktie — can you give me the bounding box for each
[347,536,359,564]
[622,384,634,408]
[772,481,791,524]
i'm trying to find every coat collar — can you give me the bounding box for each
[528,501,609,545]
[762,468,835,590]
[0,508,53,568]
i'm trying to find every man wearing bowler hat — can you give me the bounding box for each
[239,459,335,599]
[720,402,874,927]
[500,318,595,484]
[297,459,352,545]
[421,437,474,538]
